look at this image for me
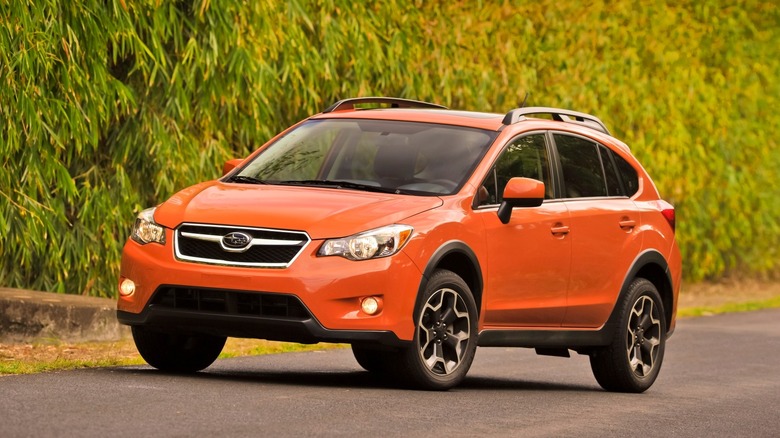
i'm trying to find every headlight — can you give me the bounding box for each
[318,225,413,261]
[130,207,166,245]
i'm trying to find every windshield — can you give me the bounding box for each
[230,119,497,195]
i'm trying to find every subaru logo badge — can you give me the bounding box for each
[221,232,252,251]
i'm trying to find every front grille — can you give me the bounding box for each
[150,287,311,320]
[175,223,310,267]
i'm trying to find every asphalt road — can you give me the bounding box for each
[2,309,779,437]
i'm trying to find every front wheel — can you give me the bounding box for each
[132,326,226,373]
[351,345,394,374]
[589,278,667,393]
[394,269,478,390]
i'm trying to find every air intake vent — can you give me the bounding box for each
[150,287,311,320]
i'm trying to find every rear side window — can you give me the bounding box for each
[554,134,607,198]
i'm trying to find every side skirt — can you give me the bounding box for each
[477,325,613,350]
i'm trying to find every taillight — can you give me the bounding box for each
[659,202,675,232]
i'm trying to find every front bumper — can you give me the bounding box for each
[118,231,423,343]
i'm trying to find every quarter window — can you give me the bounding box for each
[614,153,639,196]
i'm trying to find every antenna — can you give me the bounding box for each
[520,92,530,108]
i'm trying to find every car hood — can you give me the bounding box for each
[153,181,443,239]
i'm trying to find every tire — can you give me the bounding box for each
[351,345,394,374]
[132,326,226,373]
[394,269,478,390]
[589,278,667,393]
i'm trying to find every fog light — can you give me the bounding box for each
[119,279,136,297]
[361,296,382,315]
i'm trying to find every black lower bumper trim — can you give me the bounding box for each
[117,308,409,348]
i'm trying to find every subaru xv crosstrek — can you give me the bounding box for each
[118,97,681,392]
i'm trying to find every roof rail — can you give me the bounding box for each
[322,97,447,113]
[502,107,610,135]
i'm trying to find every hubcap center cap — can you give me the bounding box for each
[432,320,449,342]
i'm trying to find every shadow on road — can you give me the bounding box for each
[110,366,598,393]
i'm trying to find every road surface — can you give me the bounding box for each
[2,309,778,437]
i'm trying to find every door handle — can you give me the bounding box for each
[619,219,636,230]
[551,224,570,236]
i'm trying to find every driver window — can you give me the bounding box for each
[479,134,551,206]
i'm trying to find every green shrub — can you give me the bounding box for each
[1,0,778,297]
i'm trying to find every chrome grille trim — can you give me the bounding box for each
[179,231,306,254]
[174,223,311,268]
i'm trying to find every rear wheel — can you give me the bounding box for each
[589,278,667,393]
[132,326,226,373]
[394,269,478,390]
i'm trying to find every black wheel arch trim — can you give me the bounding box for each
[415,240,484,316]
[617,249,674,334]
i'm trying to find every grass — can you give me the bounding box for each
[0,356,145,375]
[0,341,145,375]
[2,294,779,376]
[676,295,780,318]
[0,338,343,376]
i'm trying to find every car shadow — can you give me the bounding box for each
[111,366,599,393]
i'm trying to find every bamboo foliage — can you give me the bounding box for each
[0,0,778,297]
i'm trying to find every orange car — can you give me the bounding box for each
[118,97,681,392]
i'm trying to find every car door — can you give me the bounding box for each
[475,133,571,328]
[551,133,644,328]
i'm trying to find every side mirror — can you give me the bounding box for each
[222,158,244,176]
[497,177,545,224]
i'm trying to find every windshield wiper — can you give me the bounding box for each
[273,180,404,194]
[274,179,340,188]
[330,180,402,194]
[226,175,268,185]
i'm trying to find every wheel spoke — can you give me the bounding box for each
[443,356,458,374]
[424,342,443,369]
[419,328,432,353]
[638,313,652,330]
[634,342,643,365]
[626,325,636,350]
[641,335,661,369]
[640,341,655,367]
[645,335,661,349]
[423,300,442,323]
[443,330,467,354]
[440,306,456,325]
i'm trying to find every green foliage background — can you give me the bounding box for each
[1,0,778,297]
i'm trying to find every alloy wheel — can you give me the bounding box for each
[417,287,471,375]
[625,295,662,377]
